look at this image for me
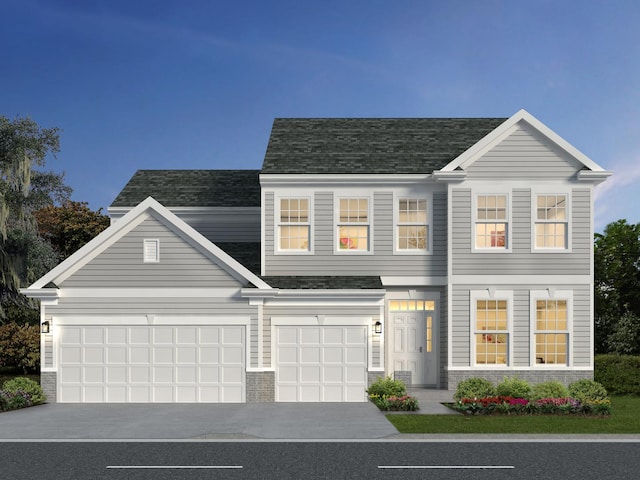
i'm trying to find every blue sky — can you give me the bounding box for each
[2,0,639,232]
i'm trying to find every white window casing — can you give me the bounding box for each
[472,192,512,253]
[470,290,513,368]
[335,196,372,254]
[275,195,313,254]
[530,290,573,367]
[393,194,432,255]
[531,191,572,253]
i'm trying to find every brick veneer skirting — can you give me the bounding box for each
[246,371,275,403]
[446,370,594,391]
[40,371,57,403]
[393,371,412,387]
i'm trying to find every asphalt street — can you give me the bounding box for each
[0,441,638,480]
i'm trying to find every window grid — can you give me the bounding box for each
[338,198,369,251]
[475,195,508,249]
[535,195,568,249]
[535,299,568,365]
[475,299,508,365]
[278,198,310,251]
[397,199,428,250]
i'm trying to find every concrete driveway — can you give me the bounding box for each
[0,402,398,440]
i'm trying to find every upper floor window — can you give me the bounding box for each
[475,194,509,250]
[397,198,429,252]
[337,198,369,251]
[534,194,568,249]
[278,198,310,251]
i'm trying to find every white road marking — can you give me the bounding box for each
[106,465,242,469]
[379,465,515,469]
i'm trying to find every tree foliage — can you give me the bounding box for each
[0,116,66,306]
[594,219,640,353]
[34,201,109,261]
[0,323,40,373]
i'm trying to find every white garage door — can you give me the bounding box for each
[58,325,245,403]
[275,326,367,402]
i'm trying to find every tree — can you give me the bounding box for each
[34,201,109,260]
[594,219,640,353]
[0,115,68,310]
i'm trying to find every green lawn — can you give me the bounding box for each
[387,396,640,434]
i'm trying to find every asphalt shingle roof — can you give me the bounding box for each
[111,170,261,207]
[260,276,383,289]
[261,118,507,174]
[216,242,261,276]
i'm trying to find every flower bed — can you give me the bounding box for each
[366,376,419,411]
[0,377,46,413]
[449,395,611,416]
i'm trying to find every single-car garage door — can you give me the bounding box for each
[275,326,367,402]
[58,325,245,403]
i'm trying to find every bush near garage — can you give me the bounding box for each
[0,323,40,374]
[366,376,419,411]
[595,354,640,395]
[0,377,46,412]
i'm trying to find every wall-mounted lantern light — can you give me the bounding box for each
[374,321,382,334]
[41,321,50,334]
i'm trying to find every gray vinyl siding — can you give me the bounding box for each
[451,188,591,275]
[172,211,260,243]
[110,209,260,244]
[61,214,245,288]
[450,284,591,367]
[440,287,448,387]
[264,191,447,277]
[465,124,583,180]
[264,305,381,369]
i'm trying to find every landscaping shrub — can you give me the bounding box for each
[453,377,496,401]
[531,381,569,400]
[372,395,419,411]
[595,354,640,395]
[366,376,406,398]
[2,377,46,405]
[568,379,609,404]
[496,377,532,399]
[0,323,40,374]
[5,391,31,410]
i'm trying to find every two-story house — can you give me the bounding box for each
[23,109,611,403]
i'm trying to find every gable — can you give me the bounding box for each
[60,213,245,288]
[464,121,584,180]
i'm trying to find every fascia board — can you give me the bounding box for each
[577,170,613,183]
[260,174,433,186]
[440,109,607,173]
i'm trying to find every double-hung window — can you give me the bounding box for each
[278,198,310,251]
[531,291,571,366]
[475,194,509,250]
[534,194,568,250]
[337,198,369,251]
[396,198,429,252]
[472,291,512,366]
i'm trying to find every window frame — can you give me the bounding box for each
[472,192,512,253]
[531,191,572,253]
[470,290,513,368]
[393,194,432,255]
[529,289,573,368]
[334,195,373,254]
[275,195,313,255]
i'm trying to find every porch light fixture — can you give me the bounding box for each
[374,321,382,334]
[41,321,50,334]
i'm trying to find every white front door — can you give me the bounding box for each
[391,310,437,386]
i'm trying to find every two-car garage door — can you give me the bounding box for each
[58,325,245,403]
